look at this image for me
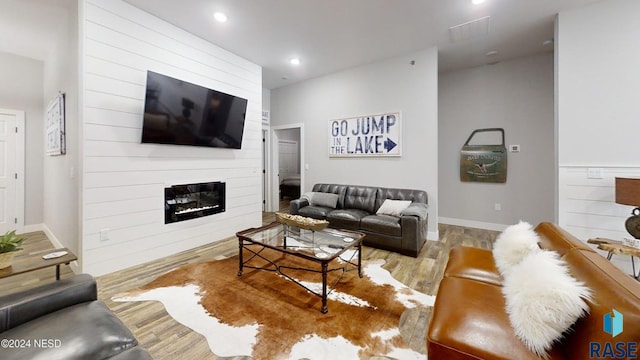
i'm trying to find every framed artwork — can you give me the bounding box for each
[328,112,401,157]
[46,93,66,156]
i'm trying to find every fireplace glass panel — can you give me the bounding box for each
[165,181,225,224]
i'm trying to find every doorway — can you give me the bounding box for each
[271,124,304,212]
[0,109,25,233]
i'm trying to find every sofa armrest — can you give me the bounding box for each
[289,198,310,215]
[0,274,97,332]
[399,203,428,257]
[401,202,428,220]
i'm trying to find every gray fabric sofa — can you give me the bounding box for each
[290,183,428,257]
[0,274,152,360]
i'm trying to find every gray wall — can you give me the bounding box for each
[271,47,439,239]
[0,51,44,226]
[43,0,79,255]
[438,53,554,228]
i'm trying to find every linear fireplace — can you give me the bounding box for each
[164,181,225,224]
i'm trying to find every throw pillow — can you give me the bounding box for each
[492,221,541,276]
[376,199,412,217]
[502,250,592,358]
[305,192,339,208]
[301,192,314,203]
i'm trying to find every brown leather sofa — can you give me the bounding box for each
[427,222,640,359]
[290,183,428,257]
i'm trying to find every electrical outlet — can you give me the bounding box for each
[587,168,604,179]
[494,203,501,211]
[100,229,110,241]
[509,144,520,152]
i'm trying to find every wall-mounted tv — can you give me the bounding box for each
[141,71,248,149]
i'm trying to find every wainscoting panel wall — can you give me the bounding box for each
[559,166,640,274]
[81,0,262,275]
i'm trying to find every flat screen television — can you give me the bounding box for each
[141,71,248,149]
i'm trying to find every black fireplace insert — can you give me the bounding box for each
[164,181,225,224]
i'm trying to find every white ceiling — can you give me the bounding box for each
[123,0,599,89]
[0,0,599,89]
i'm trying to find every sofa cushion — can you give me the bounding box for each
[427,276,564,360]
[301,192,339,208]
[376,199,411,216]
[327,209,369,230]
[298,205,333,220]
[1,300,138,360]
[343,186,377,213]
[361,215,401,237]
[443,246,503,286]
[375,187,427,211]
[311,184,348,208]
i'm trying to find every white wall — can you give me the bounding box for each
[43,0,80,257]
[557,0,640,166]
[0,52,44,227]
[262,88,271,112]
[439,54,555,230]
[80,0,262,276]
[271,48,439,240]
[277,128,301,175]
[557,0,640,274]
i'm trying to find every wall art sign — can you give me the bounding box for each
[46,93,66,156]
[328,112,401,157]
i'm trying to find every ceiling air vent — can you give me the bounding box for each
[449,16,491,43]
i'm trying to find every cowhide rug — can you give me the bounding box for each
[113,248,435,360]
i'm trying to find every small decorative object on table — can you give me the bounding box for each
[0,230,24,269]
[275,212,329,231]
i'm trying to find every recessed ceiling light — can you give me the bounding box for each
[472,0,486,4]
[213,12,227,23]
[486,50,498,57]
[289,58,301,66]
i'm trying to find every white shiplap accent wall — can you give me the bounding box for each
[559,166,640,275]
[81,0,262,275]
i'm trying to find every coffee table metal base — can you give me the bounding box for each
[238,240,362,314]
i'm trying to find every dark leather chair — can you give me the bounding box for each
[0,274,152,360]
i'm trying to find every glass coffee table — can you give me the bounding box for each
[236,221,365,313]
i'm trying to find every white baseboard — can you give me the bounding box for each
[19,223,45,234]
[438,217,508,232]
[427,231,439,241]
[41,223,80,274]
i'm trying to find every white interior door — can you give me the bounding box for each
[0,110,24,234]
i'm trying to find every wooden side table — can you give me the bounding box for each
[0,248,77,281]
[587,238,640,280]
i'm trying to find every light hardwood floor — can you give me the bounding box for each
[0,215,498,359]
